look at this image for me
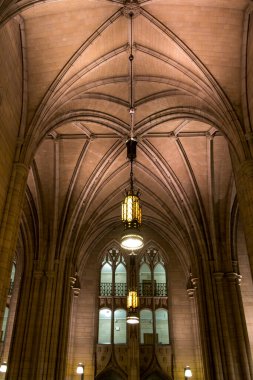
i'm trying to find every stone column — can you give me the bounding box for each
[127,323,140,380]
[6,259,73,380]
[0,163,28,329]
[197,260,224,380]
[234,160,253,280]
[197,261,253,380]
[223,273,253,379]
[186,276,204,379]
[213,272,235,379]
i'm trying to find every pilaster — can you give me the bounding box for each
[196,258,253,380]
[186,276,204,379]
[0,163,28,330]
[6,259,73,380]
[234,160,253,280]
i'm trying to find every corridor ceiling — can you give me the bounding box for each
[1,0,249,267]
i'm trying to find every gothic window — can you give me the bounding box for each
[155,309,169,344]
[114,309,127,344]
[9,262,16,296]
[154,263,166,296]
[98,247,169,346]
[115,263,127,296]
[100,263,113,296]
[100,248,127,297]
[98,308,112,344]
[1,307,9,342]
[140,309,153,344]
[139,248,169,345]
[98,248,127,345]
[139,263,152,296]
[139,249,167,297]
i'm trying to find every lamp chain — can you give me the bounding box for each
[130,159,134,192]
[129,12,134,139]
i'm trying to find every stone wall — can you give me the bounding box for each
[0,19,22,224]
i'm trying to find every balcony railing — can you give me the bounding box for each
[100,283,127,297]
[114,283,127,296]
[8,280,14,296]
[139,283,167,297]
[100,283,167,297]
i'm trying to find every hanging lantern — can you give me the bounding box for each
[121,139,144,251]
[126,290,139,324]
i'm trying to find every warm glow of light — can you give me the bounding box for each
[184,367,192,377]
[121,194,142,225]
[76,364,84,374]
[121,233,143,250]
[0,363,7,373]
[127,290,138,309]
[126,315,139,324]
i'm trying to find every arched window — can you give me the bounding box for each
[114,309,126,344]
[115,263,127,296]
[155,309,169,344]
[139,263,152,296]
[138,248,169,345]
[100,249,127,297]
[98,308,112,344]
[154,263,167,296]
[140,309,153,344]
[98,248,127,345]
[100,263,112,296]
[1,307,9,342]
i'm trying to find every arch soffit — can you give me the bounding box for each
[10,2,246,165]
[8,0,242,271]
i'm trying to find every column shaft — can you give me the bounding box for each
[0,163,28,329]
[234,160,253,279]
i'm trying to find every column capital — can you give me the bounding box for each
[45,271,55,279]
[213,272,224,282]
[33,270,44,279]
[187,288,195,298]
[69,276,76,287]
[186,275,198,298]
[70,273,81,297]
[13,161,29,174]
[225,272,242,285]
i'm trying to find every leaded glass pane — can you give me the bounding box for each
[114,309,126,344]
[140,309,153,344]
[155,309,169,344]
[98,309,111,344]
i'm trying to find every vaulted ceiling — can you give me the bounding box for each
[1,0,249,270]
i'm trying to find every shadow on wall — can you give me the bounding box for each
[96,369,169,380]
[144,372,170,380]
[96,369,125,380]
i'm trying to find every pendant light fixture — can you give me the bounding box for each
[120,12,144,251]
[126,254,139,324]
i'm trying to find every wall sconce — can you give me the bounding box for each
[76,363,84,379]
[184,366,192,379]
[0,362,7,373]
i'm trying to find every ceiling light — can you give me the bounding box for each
[0,362,7,373]
[76,363,84,374]
[184,366,192,378]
